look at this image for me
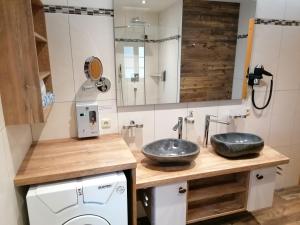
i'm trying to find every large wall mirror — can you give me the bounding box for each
[114,0,257,106]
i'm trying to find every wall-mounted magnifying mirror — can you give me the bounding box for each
[114,0,257,106]
[83,56,111,93]
[84,56,103,81]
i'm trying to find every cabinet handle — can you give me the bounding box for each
[256,174,264,180]
[179,187,187,194]
[277,166,283,171]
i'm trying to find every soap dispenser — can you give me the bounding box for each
[76,102,99,138]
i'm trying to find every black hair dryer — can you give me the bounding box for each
[248,65,274,110]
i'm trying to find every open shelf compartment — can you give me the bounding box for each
[187,172,249,224]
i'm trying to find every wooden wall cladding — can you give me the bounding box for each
[180,0,240,102]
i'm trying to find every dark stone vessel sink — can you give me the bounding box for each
[142,139,200,163]
[211,133,264,158]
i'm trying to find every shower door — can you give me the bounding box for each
[115,26,146,106]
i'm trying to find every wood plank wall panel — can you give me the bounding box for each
[180,0,240,102]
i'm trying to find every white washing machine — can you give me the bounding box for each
[26,172,128,225]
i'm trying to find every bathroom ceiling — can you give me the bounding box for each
[115,0,178,12]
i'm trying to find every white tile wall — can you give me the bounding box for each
[292,91,300,145]
[256,0,286,19]
[69,14,116,102]
[154,104,188,140]
[118,105,155,149]
[42,0,68,5]
[4,126,33,175]
[98,100,118,135]
[238,91,273,144]
[251,25,282,91]
[68,0,113,9]
[276,26,300,91]
[32,102,76,141]
[0,98,32,225]
[275,145,300,189]
[46,13,75,102]
[284,0,300,20]
[187,102,218,145]
[269,91,298,147]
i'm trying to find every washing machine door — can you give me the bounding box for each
[64,215,110,225]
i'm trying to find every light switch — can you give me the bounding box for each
[101,118,111,129]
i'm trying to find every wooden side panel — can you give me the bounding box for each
[0,0,38,124]
[25,0,45,123]
[31,1,53,122]
[180,0,240,102]
[242,18,255,99]
[124,169,137,225]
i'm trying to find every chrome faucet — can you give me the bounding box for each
[203,115,230,147]
[173,117,183,139]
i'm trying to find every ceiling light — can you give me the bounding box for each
[142,0,146,4]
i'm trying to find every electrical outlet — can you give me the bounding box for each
[101,118,111,129]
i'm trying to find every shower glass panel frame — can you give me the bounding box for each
[115,25,146,106]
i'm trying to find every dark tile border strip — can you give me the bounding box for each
[255,18,300,26]
[44,5,114,17]
[115,35,181,43]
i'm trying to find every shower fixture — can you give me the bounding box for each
[130,17,145,25]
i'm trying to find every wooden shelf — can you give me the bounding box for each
[39,71,51,80]
[187,198,245,224]
[186,172,249,224]
[188,182,247,203]
[34,32,47,43]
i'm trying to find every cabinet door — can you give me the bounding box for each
[151,182,187,225]
[247,167,276,211]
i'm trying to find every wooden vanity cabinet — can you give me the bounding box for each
[0,0,53,125]
[138,167,277,224]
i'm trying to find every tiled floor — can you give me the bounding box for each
[138,186,300,225]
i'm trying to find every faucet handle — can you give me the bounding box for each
[185,111,195,124]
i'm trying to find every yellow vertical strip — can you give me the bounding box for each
[242,18,255,99]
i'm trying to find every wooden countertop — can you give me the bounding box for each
[133,146,289,189]
[14,134,137,186]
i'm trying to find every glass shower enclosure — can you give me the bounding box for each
[114,18,180,106]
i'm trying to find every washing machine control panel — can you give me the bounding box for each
[27,172,128,225]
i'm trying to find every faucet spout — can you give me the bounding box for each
[203,115,230,148]
[173,117,183,139]
[173,124,179,131]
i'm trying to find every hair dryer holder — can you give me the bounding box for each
[247,65,274,110]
